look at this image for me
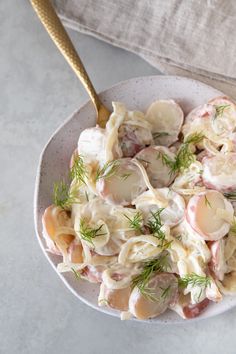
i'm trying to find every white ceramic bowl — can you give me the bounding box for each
[34,75,236,323]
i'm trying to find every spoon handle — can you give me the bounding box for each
[30,0,110,127]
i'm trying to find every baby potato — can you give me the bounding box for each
[186,190,233,241]
[202,153,236,192]
[146,99,184,146]
[135,146,176,188]
[96,158,146,206]
[129,273,178,320]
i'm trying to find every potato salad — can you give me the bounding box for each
[42,96,236,320]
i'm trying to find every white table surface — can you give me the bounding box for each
[1,1,236,354]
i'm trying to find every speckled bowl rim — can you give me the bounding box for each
[34,75,236,324]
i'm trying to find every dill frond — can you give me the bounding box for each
[214,104,231,119]
[160,285,171,299]
[136,157,151,164]
[131,254,171,301]
[230,219,236,234]
[71,267,81,280]
[153,132,169,139]
[224,191,236,201]
[204,195,212,208]
[178,273,211,289]
[53,181,79,209]
[79,219,106,245]
[120,172,132,181]
[70,155,87,184]
[124,212,143,232]
[95,160,120,181]
[158,132,204,174]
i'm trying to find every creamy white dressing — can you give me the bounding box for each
[43,97,236,320]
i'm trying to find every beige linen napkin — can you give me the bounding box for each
[52,0,236,98]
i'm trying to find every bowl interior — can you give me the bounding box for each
[34,75,236,323]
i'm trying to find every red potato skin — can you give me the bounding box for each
[184,104,215,124]
[183,298,210,319]
[185,194,206,237]
[119,128,148,158]
[81,265,104,283]
[202,153,236,192]
[208,96,235,107]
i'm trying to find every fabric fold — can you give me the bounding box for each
[52,0,236,97]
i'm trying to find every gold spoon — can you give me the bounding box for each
[30,0,110,128]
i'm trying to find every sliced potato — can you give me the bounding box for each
[184,104,215,124]
[78,127,106,163]
[208,96,236,137]
[186,191,233,240]
[134,188,185,228]
[96,158,146,206]
[145,99,184,146]
[170,292,210,319]
[135,146,176,188]
[202,153,236,191]
[99,283,131,311]
[129,273,178,319]
[118,124,153,157]
[182,104,214,139]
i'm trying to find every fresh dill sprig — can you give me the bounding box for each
[214,104,231,119]
[71,267,81,280]
[136,157,151,164]
[160,285,171,300]
[204,195,212,208]
[178,273,211,289]
[175,235,182,241]
[95,160,120,181]
[153,132,170,139]
[131,254,171,301]
[120,172,132,181]
[148,209,165,237]
[157,151,175,170]
[53,181,79,209]
[230,219,236,234]
[173,132,204,173]
[147,209,171,249]
[158,132,204,174]
[85,191,89,202]
[224,191,236,201]
[124,212,143,232]
[70,155,87,184]
[79,219,106,245]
